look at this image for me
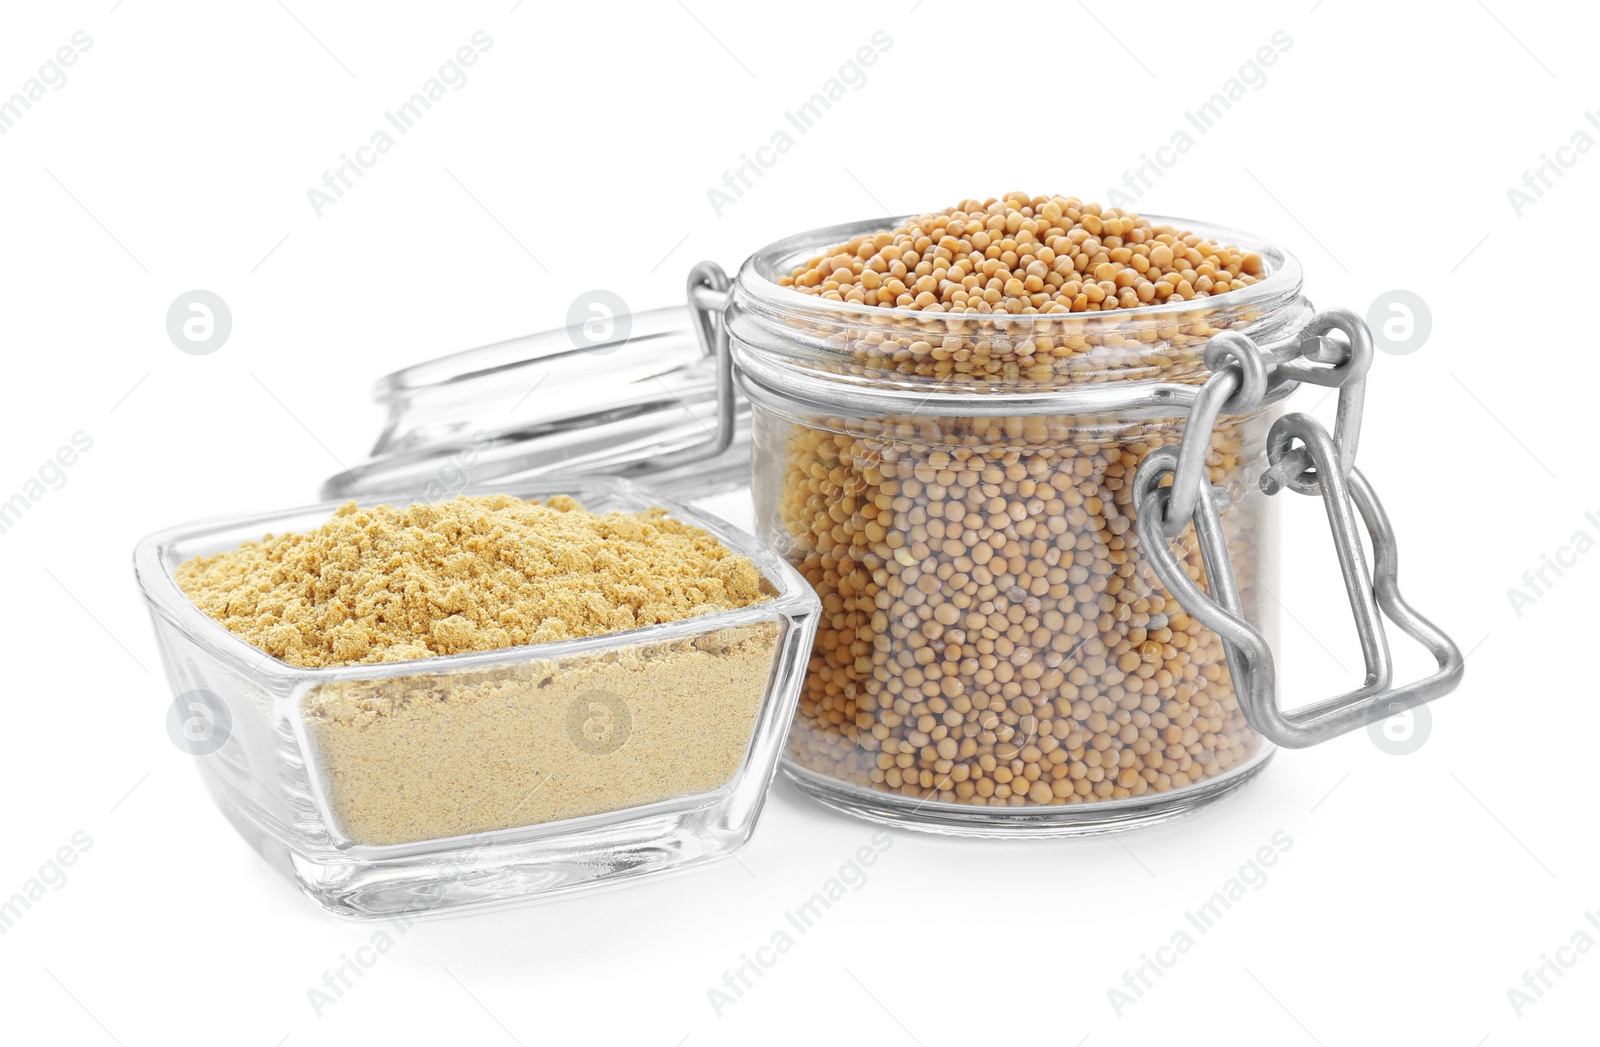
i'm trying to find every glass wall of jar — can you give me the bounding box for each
[726,216,1312,835]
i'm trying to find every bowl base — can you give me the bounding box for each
[203,772,755,919]
[294,813,750,919]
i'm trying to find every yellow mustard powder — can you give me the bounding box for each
[174,493,782,844]
[174,493,769,668]
[302,623,780,845]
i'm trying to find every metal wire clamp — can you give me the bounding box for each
[637,260,735,473]
[1132,310,1464,748]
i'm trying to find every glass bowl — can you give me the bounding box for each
[134,477,819,918]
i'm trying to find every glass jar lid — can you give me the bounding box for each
[322,302,752,502]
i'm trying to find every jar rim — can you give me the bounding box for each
[733,211,1305,332]
[726,211,1311,415]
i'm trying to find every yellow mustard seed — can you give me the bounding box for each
[780,192,1259,316]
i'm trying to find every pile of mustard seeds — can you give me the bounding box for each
[781,191,1263,314]
[781,415,1263,806]
[175,494,769,668]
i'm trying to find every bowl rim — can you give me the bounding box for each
[132,475,818,681]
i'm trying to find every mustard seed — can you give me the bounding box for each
[782,193,1259,318]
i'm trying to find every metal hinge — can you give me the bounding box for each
[656,260,737,472]
[1132,310,1464,748]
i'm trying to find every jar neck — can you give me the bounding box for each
[725,214,1312,416]
[728,269,1314,419]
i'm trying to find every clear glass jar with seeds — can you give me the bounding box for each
[714,201,1464,835]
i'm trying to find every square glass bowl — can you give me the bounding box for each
[134,478,819,918]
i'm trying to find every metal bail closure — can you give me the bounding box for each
[650,260,737,471]
[1132,314,1464,749]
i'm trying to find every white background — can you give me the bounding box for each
[0,0,1592,1043]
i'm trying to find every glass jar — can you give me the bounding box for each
[725,216,1315,835]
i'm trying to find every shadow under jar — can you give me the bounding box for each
[726,216,1313,836]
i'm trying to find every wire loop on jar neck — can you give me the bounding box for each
[1131,311,1463,749]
